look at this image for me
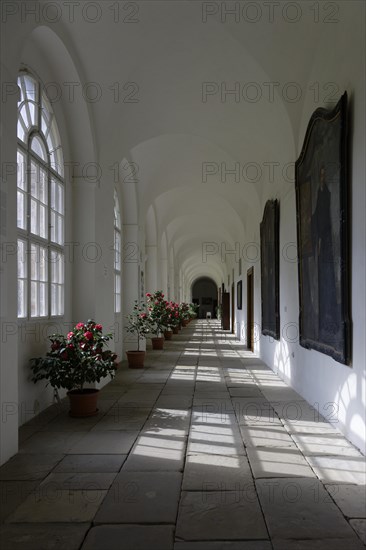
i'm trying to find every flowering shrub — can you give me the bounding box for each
[179,302,191,321]
[189,303,199,318]
[125,301,151,350]
[30,320,117,392]
[162,300,180,329]
[146,290,167,336]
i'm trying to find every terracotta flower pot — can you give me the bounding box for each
[164,330,173,340]
[151,337,164,350]
[172,327,179,334]
[182,319,189,327]
[126,350,146,369]
[67,388,99,417]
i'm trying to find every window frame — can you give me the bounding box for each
[17,71,65,320]
[114,190,122,314]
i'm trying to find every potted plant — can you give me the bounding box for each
[170,302,181,333]
[189,303,199,320]
[125,301,150,368]
[162,300,175,340]
[180,302,190,327]
[30,320,117,417]
[146,290,167,349]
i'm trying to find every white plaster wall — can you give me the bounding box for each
[259,7,366,453]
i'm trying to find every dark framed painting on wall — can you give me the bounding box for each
[237,280,242,310]
[260,199,280,339]
[295,92,351,365]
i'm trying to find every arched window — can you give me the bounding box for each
[114,190,122,313]
[17,72,65,318]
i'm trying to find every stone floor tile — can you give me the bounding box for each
[144,407,191,431]
[53,454,126,473]
[228,387,264,398]
[39,414,102,432]
[324,484,366,517]
[155,395,193,409]
[123,431,186,470]
[0,454,64,481]
[194,392,231,399]
[256,477,361,541]
[193,398,234,413]
[174,543,272,550]
[182,453,252,491]
[175,491,268,540]
[187,425,246,456]
[0,523,90,550]
[90,411,148,431]
[306,455,366,484]
[260,388,304,401]
[239,425,297,448]
[18,425,40,443]
[191,411,236,427]
[272,539,366,550]
[0,481,40,522]
[69,431,139,454]
[291,433,363,457]
[232,398,282,426]
[247,447,316,478]
[350,518,366,544]
[6,489,107,522]
[19,431,88,454]
[81,525,175,550]
[94,471,182,524]
[40,472,117,491]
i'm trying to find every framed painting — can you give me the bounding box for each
[237,280,242,310]
[260,199,280,339]
[295,92,351,365]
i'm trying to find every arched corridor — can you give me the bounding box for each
[1,1,365,547]
[1,321,365,548]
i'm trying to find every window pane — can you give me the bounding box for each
[39,247,47,282]
[115,231,121,270]
[30,244,38,280]
[39,205,47,238]
[30,161,38,198]
[19,105,30,133]
[30,199,38,235]
[39,168,47,204]
[50,211,56,243]
[18,280,27,318]
[50,179,56,209]
[58,184,64,213]
[17,240,27,278]
[39,283,47,317]
[31,281,38,317]
[51,284,57,316]
[17,191,25,229]
[30,135,47,161]
[17,150,26,190]
[58,215,64,245]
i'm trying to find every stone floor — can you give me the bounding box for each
[1,320,365,550]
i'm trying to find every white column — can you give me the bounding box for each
[0,74,19,464]
[160,258,168,296]
[123,224,145,351]
[145,245,158,292]
[169,263,175,301]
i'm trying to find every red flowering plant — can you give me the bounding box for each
[161,300,177,330]
[164,301,180,329]
[146,290,168,336]
[30,320,117,392]
[179,302,191,321]
[125,301,151,351]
